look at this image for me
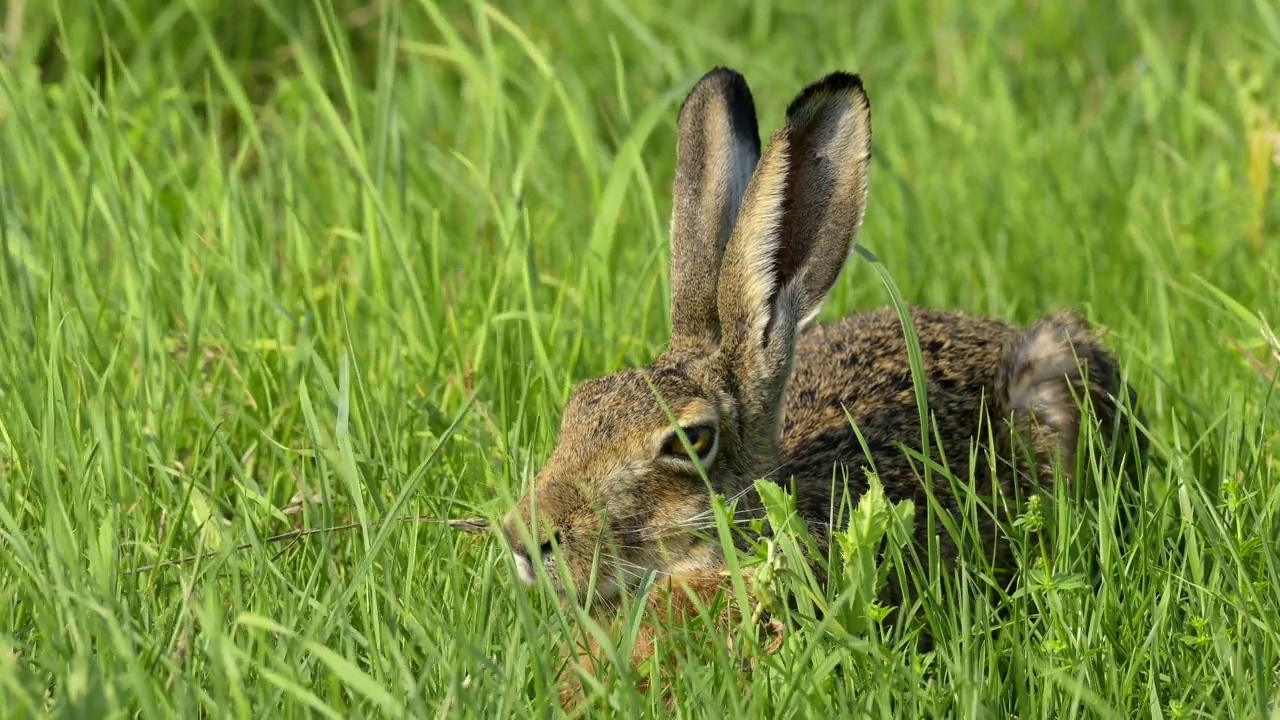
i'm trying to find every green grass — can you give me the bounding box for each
[3,0,1280,716]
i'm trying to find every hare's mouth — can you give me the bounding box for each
[508,546,637,605]
[508,536,724,606]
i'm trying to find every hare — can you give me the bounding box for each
[500,67,1139,701]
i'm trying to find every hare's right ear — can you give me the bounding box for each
[714,72,872,420]
[668,67,761,349]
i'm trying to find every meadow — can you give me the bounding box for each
[2,0,1280,717]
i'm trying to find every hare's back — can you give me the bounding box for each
[778,307,1022,490]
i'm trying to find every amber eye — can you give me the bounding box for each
[662,425,717,462]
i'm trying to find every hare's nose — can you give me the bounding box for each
[535,532,560,560]
[511,532,560,586]
[512,530,560,562]
[502,515,561,585]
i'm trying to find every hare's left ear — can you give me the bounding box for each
[714,72,873,403]
[668,68,762,349]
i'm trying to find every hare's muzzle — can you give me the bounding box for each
[501,513,561,587]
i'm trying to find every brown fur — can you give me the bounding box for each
[500,68,1142,708]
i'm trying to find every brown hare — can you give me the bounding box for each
[500,66,1139,703]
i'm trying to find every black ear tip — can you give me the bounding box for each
[785,71,868,117]
[705,67,756,104]
[704,66,747,83]
[677,66,761,150]
[681,66,755,109]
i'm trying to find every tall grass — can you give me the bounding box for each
[1,0,1279,716]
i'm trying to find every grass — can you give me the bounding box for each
[2,0,1280,716]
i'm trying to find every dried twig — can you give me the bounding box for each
[441,516,491,534]
[3,0,26,64]
[0,0,25,125]
[127,515,491,575]
[1261,316,1280,367]
[1223,335,1276,383]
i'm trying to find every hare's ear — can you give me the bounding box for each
[716,72,872,400]
[668,67,761,349]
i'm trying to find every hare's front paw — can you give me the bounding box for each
[556,569,784,710]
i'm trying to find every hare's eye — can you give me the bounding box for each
[662,425,717,462]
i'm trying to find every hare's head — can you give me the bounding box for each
[502,68,873,606]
